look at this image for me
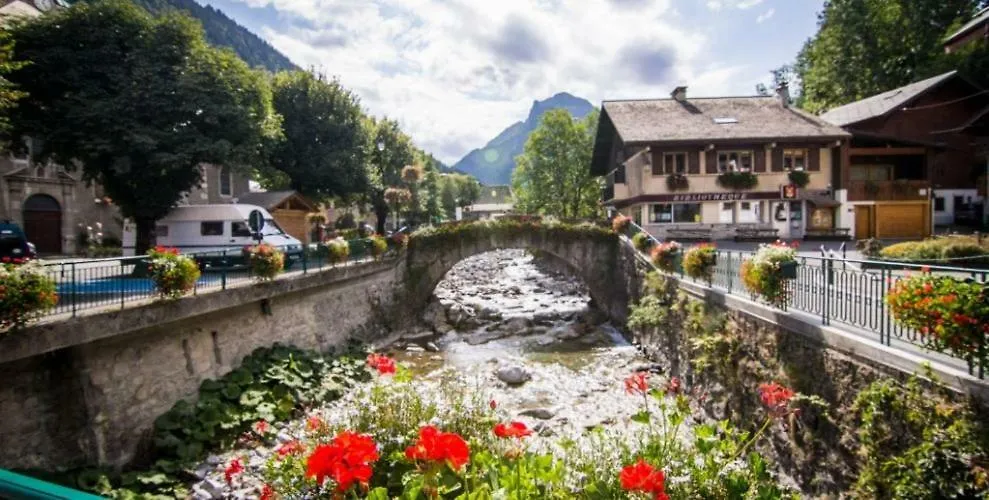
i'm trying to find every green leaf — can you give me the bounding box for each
[631,410,651,424]
[367,487,390,500]
[239,386,267,407]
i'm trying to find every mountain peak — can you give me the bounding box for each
[453,92,595,185]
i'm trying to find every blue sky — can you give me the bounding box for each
[199,0,825,164]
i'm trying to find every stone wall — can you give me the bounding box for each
[627,267,989,495]
[0,259,403,470]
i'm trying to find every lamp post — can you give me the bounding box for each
[377,140,387,233]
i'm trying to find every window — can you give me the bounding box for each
[200,221,224,236]
[934,197,945,212]
[740,202,751,210]
[231,221,252,237]
[651,152,686,176]
[783,149,806,171]
[156,225,169,237]
[717,151,752,172]
[649,203,701,224]
[219,166,233,196]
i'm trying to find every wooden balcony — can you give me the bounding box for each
[847,180,930,202]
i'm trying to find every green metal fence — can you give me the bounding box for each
[0,469,103,499]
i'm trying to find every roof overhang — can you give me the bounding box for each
[590,109,619,177]
[619,135,851,148]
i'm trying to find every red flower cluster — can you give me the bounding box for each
[758,382,795,417]
[366,353,396,375]
[306,414,326,433]
[305,431,379,492]
[625,371,649,395]
[0,256,26,264]
[665,377,682,395]
[619,459,669,500]
[151,246,180,256]
[259,484,275,500]
[277,440,305,458]
[224,458,244,485]
[252,420,270,435]
[405,426,470,471]
[493,421,532,439]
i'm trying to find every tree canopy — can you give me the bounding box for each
[511,109,601,219]
[0,30,25,145]
[260,70,369,203]
[796,0,983,113]
[2,0,279,252]
[366,117,416,233]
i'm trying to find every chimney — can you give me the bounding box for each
[776,82,791,108]
[671,86,688,103]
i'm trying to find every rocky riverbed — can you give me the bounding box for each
[188,249,680,498]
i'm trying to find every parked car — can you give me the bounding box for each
[0,221,38,261]
[121,205,304,267]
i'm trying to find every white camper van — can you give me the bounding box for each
[123,205,304,266]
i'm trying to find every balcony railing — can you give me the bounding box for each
[847,180,930,201]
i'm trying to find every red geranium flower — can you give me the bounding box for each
[306,414,326,432]
[665,377,682,395]
[619,459,668,500]
[305,431,379,492]
[758,382,795,417]
[259,484,275,500]
[366,353,396,375]
[493,421,532,439]
[489,399,497,410]
[224,458,244,485]
[405,426,470,471]
[625,371,649,395]
[276,440,305,458]
[252,420,270,435]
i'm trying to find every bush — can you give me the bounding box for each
[741,241,798,307]
[244,243,284,281]
[324,239,350,264]
[611,214,631,234]
[787,170,810,188]
[650,241,681,273]
[682,244,717,283]
[886,273,987,365]
[632,231,653,252]
[0,258,57,330]
[147,246,200,299]
[856,238,883,259]
[879,236,989,266]
[369,235,388,260]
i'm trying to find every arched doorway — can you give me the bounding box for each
[23,194,62,254]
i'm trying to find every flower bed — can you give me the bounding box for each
[650,241,681,273]
[715,171,758,190]
[612,214,631,234]
[741,241,799,307]
[682,244,717,284]
[410,218,616,252]
[244,243,285,281]
[0,258,57,330]
[324,238,350,265]
[147,246,200,299]
[879,236,989,268]
[632,231,653,252]
[369,235,388,260]
[886,271,988,367]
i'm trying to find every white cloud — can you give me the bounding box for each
[230,0,752,164]
[706,1,723,11]
[756,8,775,23]
[736,0,764,9]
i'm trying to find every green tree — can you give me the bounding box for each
[0,30,25,144]
[3,0,279,253]
[260,70,369,202]
[439,175,458,220]
[367,118,415,233]
[511,109,601,219]
[422,169,442,223]
[454,174,481,210]
[796,0,979,113]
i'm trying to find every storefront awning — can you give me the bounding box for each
[803,190,840,207]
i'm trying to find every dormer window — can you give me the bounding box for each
[783,149,807,171]
[717,151,752,172]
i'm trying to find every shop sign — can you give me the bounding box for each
[781,184,799,200]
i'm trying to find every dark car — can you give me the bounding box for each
[0,221,38,261]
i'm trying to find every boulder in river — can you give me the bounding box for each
[496,365,532,385]
[519,408,556,420]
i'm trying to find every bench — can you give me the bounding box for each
[666,228,713,241]
[733,227,779,242]
[804,228,852,241]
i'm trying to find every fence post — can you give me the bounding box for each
[70,262,78,317]
[878,267,888,345]
[302,247,308,274]
[726,252,733,293]
[120,259,126,308]
[221,250,227,291]
[822,256,830,326]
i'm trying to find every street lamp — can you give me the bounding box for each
[377,141,385,152]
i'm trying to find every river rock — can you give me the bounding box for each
[500,316,531,333]
[496,365,532,385]
[201,478,225,499]
[519,408,556,420]
[191,485,213,500]
[550,324,582,340]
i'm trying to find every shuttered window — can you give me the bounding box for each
[664,153,686,174]
[717,151,753,172]
[783,149,807,171]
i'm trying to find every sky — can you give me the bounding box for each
[199,0,826,165]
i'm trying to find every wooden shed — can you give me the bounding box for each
[236,191,318,243]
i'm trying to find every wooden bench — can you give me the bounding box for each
[733,227,779,242]
[666,228,713,241]
[804,228,852,241]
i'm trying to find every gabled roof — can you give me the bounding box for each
[945,6,989,45]
[474,185,512,205]
[819,71,958,127]
[602,96,848,144]
[236,190,316,212]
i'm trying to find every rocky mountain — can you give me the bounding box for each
[453,92,595,186]
[131,0,297,72]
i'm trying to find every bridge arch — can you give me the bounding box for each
[399,222,642,324]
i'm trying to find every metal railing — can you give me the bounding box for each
[35,240,398,321]
[624,220,988,379]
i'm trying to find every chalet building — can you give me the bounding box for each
[468,185,514,220]
[592,86,849,241]
[820,71,989,238]
[944,6,989,54]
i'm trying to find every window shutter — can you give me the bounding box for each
[754,148,766,173]
[808,147,820,171]
[705,149,718,174]
[688,151,700,174]
[771,147,784,172]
